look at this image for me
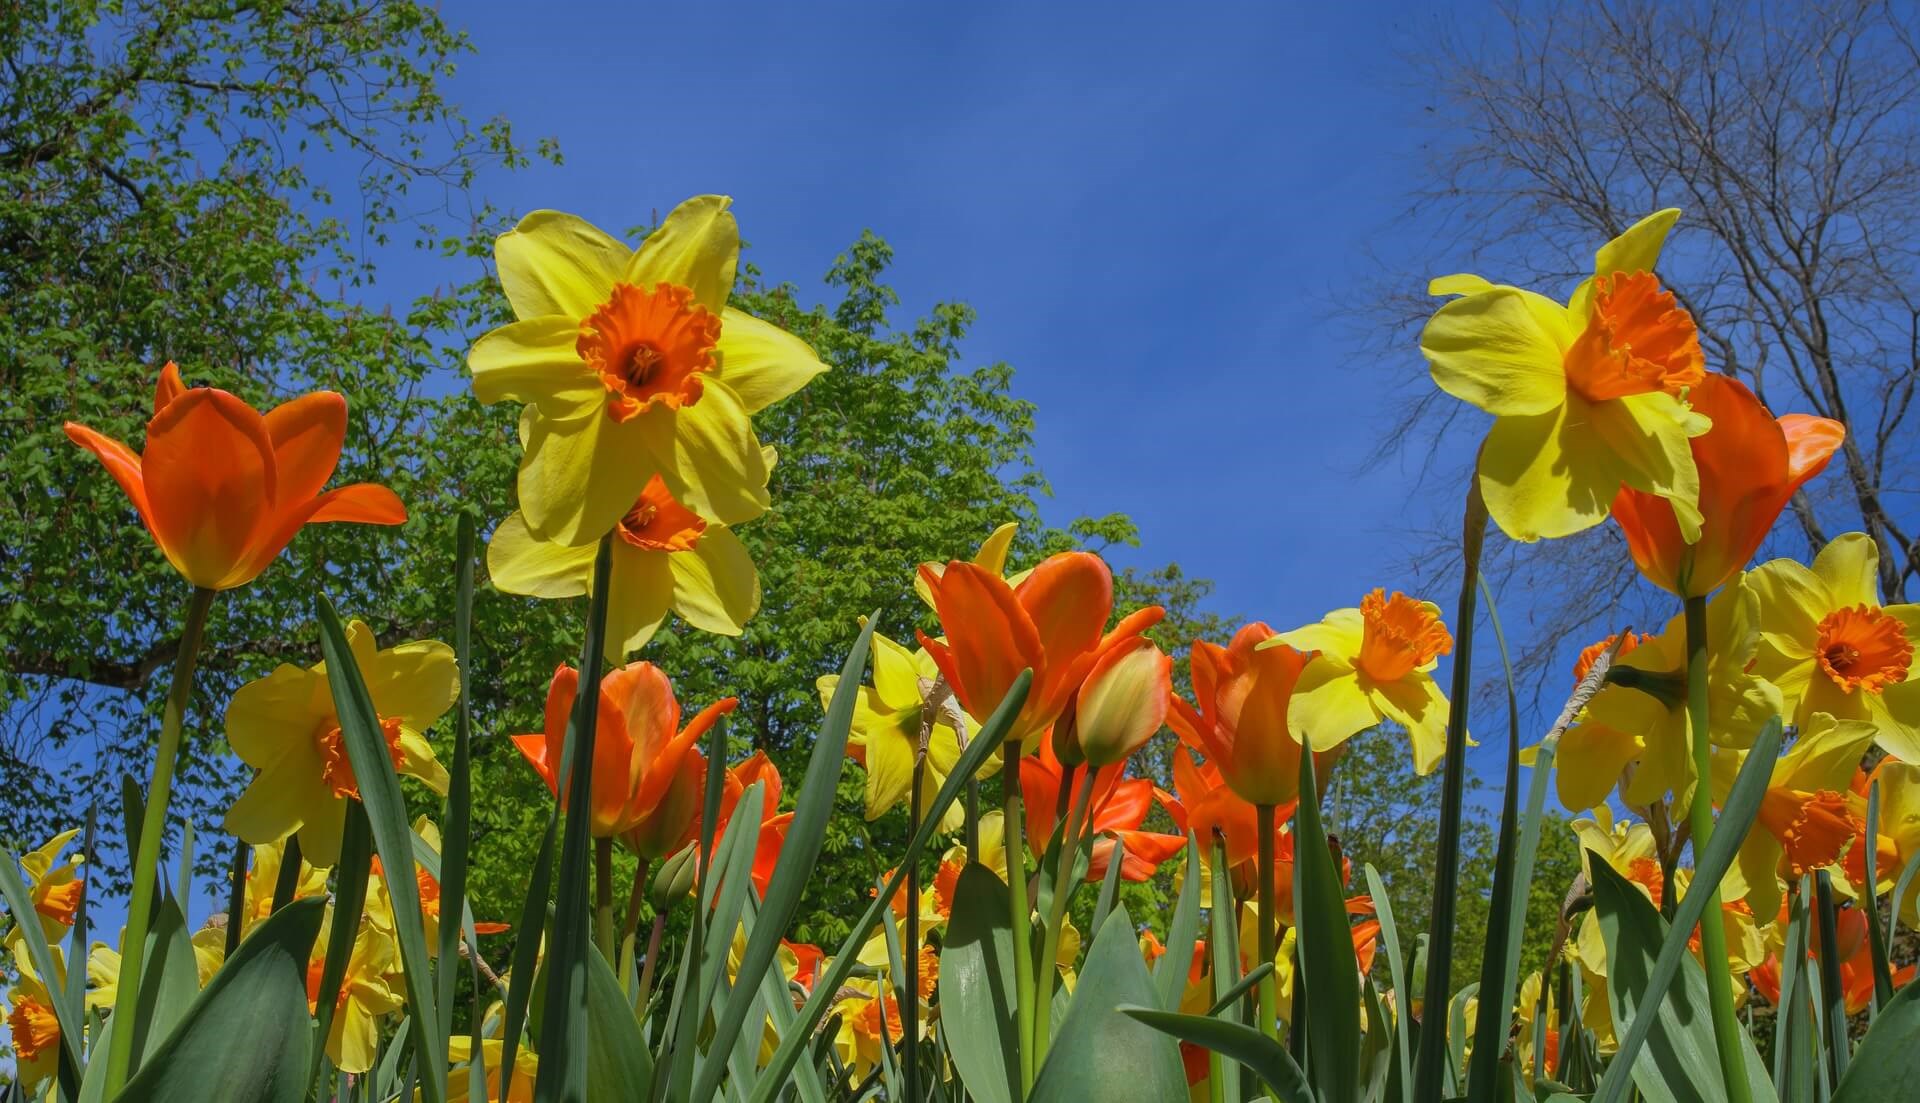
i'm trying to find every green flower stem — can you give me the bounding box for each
[595,836,615,962]
[1032,766,1096,1065]
[101,584,217,1095]
[1257,801,1279,1041]
[1685,593,1753,1103]
[905,753,926,1103]
[635,909,667,1013]
[1004,739,1036,1095]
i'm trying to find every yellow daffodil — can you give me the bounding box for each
[1568,808,1666,978]
[1748,532,1920,759]
[488,472,760,660]
[444,1037,537,1103]
[1708,712,1878,922]
[1422,209,1712,542]
[368,817,510,954]
[1868,760,1920,927]
[223,620,456,867]
[16,828,84,943]
[1556,578,1779,812]
[468,197,828,544]
[86,928,224,1009]
[818,631,997,831]
[831,977,906,1078]
[1271,588,1456,774]
[5,942,63,1089]
[308,912,405,1074]
[236,837,329,940]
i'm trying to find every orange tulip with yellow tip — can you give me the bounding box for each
[917,549,1163,750]
[1054,633,1173,769]
[1166,623,1320,807]
[1612,373,1845,598]
[515,661,733,849]
[63,362,406,590]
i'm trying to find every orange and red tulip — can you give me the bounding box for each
[1167,624,1320,806]
[514,661,735,848]
[1020,738,1182,883]
[63,362,406,590]
[712,751,795,895]
[1612,373,1844,597]
[918,550,1163,750]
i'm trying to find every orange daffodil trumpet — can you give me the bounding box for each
[489,473,760,661]
[224,620,456,866]
[1748,532,1920,760]
[1271,589,1456,775]
[64,362,407,590]
[918,550,1164,751]
[514,660,735,854]
[17,829,85,943]
[1612,374,1845,597]
[1422,209,1712,543]
[468,197,827,545]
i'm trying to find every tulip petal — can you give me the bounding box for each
[486,511,597,598]
[307,483,407,525]
[495,210,629,321]
[470,315,604,418]
[1812,532,1883,609]
[153,362,187,414]
[1014,550,1111,682]
[1779,413,1846,487]
[603,544,674,662]
[143,388,278,589]
[643,382,772,526]
[263,391,347,507]
[1477,402,1617,542]
[626,195,739,314]
[714,308,829,413]
[926,561,1043,726]
[667,526,760,637]
[64,422,153,529]
[518,406,659,545]
[1421,286,1572,417]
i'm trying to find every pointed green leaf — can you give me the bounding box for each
[1031,907,1186,1103]
[938,863,1021,1103]
[1295,741,1360,1103]
[1119,1005,1315,1103]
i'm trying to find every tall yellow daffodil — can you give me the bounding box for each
[1709,712,1878,922]
[488,472,759,661]
[17,828,84,943]
[308,910,405,1074]
[1555,577,1779,812]
[5,942,63,1090]
[223,620,457,866]
[468,197,828,544]
[1270,588,1456,774]
[1421,209,1712,542]
[1747,532,1920,759]
[818,631,997,831]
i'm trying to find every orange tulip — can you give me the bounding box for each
[1054,635,1173,768]
[1020,738,1183,883]
[1612,373,1844,597]
[1167,624,1320,806]
[918,551,1163,749]
[711,751,795,895]
[64,362,406,590]
[514,662,735,846]
[1750,906,1916,1016]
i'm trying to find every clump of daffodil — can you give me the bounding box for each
[1555,576,1779,813]
[1422,209,1712,542]
[468,196,828,544]
[1747,532,1920,760]
[489,473,759,661]
[1271,588,1456,774]
[819,631,995,832]
[308,907,405,1075]
[223,619,457,866]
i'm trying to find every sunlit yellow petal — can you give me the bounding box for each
[1286,664,1379,748]
[1372,673,1451,775]
[625,195,739,314]
[225,663,331,767]
[468,316,601,419]
[356,638,458,734]
[1567,208,1681,319]
[1428,273,1495,297]
[870,634,925,711]
[1421,287,1572,417]
[1556,722,1643,812]
[602,543,673,661]
[1477,403,1618,542]
[518,406,658,545]
[495,210,629,321]
[1811,532,1882,608]
[1272,608,1365,660]
[486,512,596,599]
[1595,391,1708,541]
[667,527,759,637]
[641,383,771,526]
[1746,556,1826,662]
[861,722,917,821]
[713,309,829,414]
[396,726,450,796]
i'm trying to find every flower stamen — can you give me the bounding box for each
[315,715,409,800]
[616,474,707,552]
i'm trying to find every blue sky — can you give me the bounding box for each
[410,0,1478,629]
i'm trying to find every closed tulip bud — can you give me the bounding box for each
[652,842,700,911]
[1069,637,1173,768]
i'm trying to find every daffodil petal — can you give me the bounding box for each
[1812,532,1883,608]
[1874,681,1920,762]
[1287,663,1380,749]
[1373,673,1452,775]
[1421,287,1572,417]
[1272,609,1365,659]
[1555,722,1642,812]
[626,195,739,314]
[495,210,629,321]
[642,382,771,526]
[603,543,673,661]
[667,526,759,636]
[1595,391,1706,541]
[518,406,659,545]
[860,712,917,821]
[469,316,603,418]
[487,511,597,598]
[224,771,307,846]
[1428,273,1495,297]
[1477,403,1617,542]
[356,639,459,733]
[395,726,450,795]
[225,662,331,767]
[714,308,829,414]
[1746,556,1826,661]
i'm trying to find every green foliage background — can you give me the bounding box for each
[1,0,1574,989]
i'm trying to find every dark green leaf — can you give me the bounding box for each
[938,863,1021,1103]
[1119,1004,1315,1103]
[1295,741,1361,1103]
[1030,907,1186,1103]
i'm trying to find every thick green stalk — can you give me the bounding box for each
[905,754,926,1103]
[1411,482,1486,1102]
[1257,801,1278,1041]
[1684,593,1753,1103]
[1032,767,1096,1063]
[101,584,216,1094]
[1004,739,1036,1094]
[595,836,615,962]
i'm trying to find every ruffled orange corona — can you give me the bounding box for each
[1167,624,1319,806]
[1613,373,1844,597]
[514,661,735,844]
[64,362,406,590]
